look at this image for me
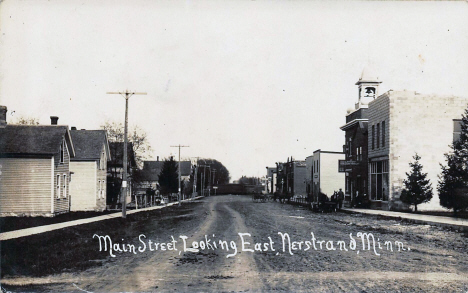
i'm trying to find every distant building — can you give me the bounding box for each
[310,150,345,202]
[266,167,276,194]
[0,110,75,217]
[139,159,164,191]
[107,141,136,206]
[69,129,111,212]
[276,158,307,196]
[305,156,314,197]
[367,90,468,211]
[340,67,381,207]
[137,158,192,197]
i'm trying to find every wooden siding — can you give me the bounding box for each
[54,137,70,214]
[96,144,107,211]
[0,157,53,215]
[320,152,345,196]
[69,161,96,211]
[70,144,108,212]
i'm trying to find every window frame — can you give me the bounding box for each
[63,174,67,198]
[376,123,380,149]
[56,175,61,199]
[382,121,386,147]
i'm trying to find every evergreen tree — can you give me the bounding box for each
[158,157,179,195]
[438,108,468,215]
[400,154,433,212]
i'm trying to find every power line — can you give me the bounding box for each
[170,144,189,206]
[107,90,146,218]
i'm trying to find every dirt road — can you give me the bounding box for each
[2,195,468,292]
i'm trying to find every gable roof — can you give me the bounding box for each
[0,125,75,157]
[142,161,163,181]
[179,161,192,176]
[108,141,136,167]
[70,130,111,161]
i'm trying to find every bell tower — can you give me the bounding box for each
[355,66,382,109]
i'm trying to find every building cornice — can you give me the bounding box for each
[340,119,368,131]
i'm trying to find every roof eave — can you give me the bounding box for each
[340,119,368,131]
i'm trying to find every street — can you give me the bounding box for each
[2,195,468,292]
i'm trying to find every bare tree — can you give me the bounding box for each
[101,121,152,168]
[12,116,40,125]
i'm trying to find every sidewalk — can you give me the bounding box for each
[343,208,468,232]
[0,197,202,241]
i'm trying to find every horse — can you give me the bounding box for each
[274,191,291,204]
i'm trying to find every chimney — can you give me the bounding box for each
[0,105,7,127]
[50,116,59,125]
[71,126,77,130]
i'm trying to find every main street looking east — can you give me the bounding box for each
[1,195,467,292]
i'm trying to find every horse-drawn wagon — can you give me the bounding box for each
[309,191,342,212]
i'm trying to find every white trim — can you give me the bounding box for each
[51,157,54,214]
[63,174,67,198]
[65,128,76,158]
[57,174,61,199]
[95,164,97,203]
[340,119,368,131]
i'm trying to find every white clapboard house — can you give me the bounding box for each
[0,110,75,217]
[69,128,111,212]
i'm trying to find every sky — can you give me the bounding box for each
[1,0,468,182]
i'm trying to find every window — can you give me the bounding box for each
[346,176,350,193]
[372,125,375,150]
[60,140,64,163]
[56,175,61,198]
[453,119,462,142]
[382,121,386,147]
[348,141,352,158]
[338,160,346,172]
[98,180,104,199]
[100,152,105,169]
[63,175,67,198]
[356,147,362,161]
[370,160,389,201]
[376,123,380,148]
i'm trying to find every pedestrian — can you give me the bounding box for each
[338,188,344,210]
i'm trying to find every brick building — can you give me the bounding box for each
[275,158,307,196]
[368,90,468,211]
[340,68,381,207]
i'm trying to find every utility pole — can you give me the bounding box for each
[107,90,146,218]
[207,165,211,196]
[211,169,216,186]
[199,160,208,197]
[201,171,204,197]
[192,157,200,199]
[211,169,216,196]
[170,145,189,206]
